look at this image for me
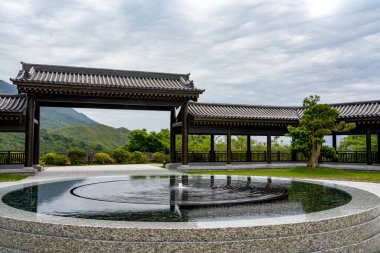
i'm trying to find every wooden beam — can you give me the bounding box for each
[170,107,176,163]
[25,97,35,167]
[247,134,251,162]
[267,133,272,164]
[181,102,189,165]
[35,94,184,109]
[366,128,372,165]
[227,130,231,165]
[332,133,337,150]
[377,134,380,164]
[33,105,40,165]
[210,134,215,162]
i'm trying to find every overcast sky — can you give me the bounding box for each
[1,0,380,131]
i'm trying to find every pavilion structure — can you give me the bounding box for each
[173,101,380,166]
[7,62,204,168]
[1,62,380,168]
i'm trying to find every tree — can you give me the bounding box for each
[338,135,377,151]
[287,95,355,168]
[125,129,169,153]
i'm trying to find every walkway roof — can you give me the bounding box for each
[11,62,204,101]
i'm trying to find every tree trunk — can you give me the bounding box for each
[308,143,321,168]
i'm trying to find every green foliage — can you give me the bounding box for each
[338,135,378,151]
[0,124,130,154]
[126,129,168,153]
[0,173,27,182]
[93,152,112,164]
[131,151,148,164]
[152,152,169,162]
[40,153,68,166]
[45,124,130,152]
[321,146,338,161]
[67,148,87,165]
[40,107,97,129]
[287,95,355,167]
[111,147,131,163]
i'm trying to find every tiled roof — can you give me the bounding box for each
[189,101,380,122]
[0,94,26,121]
[0,94,26,113]
[189,103,300,121]
[331,101,380,119]
[12,62,204,94]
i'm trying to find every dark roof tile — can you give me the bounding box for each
[189,101,380,121]
[12,62,204,93]
[0,94,27,114]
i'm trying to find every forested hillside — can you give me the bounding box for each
[0,80,130,152]
[0,124,130,153]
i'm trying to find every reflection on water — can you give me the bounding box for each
[2,176,351,222]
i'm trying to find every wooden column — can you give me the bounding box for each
[210,134,215,162]
[247,135,251,162]
[170,107,176,163]
[332,133,337,150]
[227,130,231,164]
[377,134,380,164]
[181,102,189,165]
[33,104,40,165]
[267,133,272,164]
[366,128,372,165]
[25,96,35,167]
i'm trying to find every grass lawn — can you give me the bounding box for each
[189,166,380,183]
[0,174,27,182]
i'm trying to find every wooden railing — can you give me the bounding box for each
[0,151,25,165]
[0,150,378,165]
[175,151,377,164]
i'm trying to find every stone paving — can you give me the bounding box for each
[0,164,378,252]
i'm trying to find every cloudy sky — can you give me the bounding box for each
[1,0,380,131]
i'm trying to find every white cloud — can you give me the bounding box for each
[0,0,380,130]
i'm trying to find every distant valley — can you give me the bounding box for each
[0,80,130,152]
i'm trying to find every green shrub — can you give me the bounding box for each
[67,148,87,165]
[152,152,169,163]
[321,146,338,161]
[40,153,68,166]
[94,152,112,164]
[111,148,131,163]
[131,151,147,164]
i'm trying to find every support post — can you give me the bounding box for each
[377,134,380,164]
[210,134,215,162]
[366,128,372,165]
[227,130,231,164]
[33,105,40,165]
[247,135,251,162]
[170,107,176,163]
[25,96,35,167]
[267,133,272,164]
[181,102,189,165]
[332,133,337,150]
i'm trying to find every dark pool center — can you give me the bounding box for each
[2,175,351,222]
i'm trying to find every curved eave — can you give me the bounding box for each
[14,81,204,100]
[192,117,299,127]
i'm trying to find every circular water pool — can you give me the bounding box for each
[2,175,351,222]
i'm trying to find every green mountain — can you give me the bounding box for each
[0,80,18,93]
[40,107,97,128]
[0,80,130,153]
[0,80,97,128]
[0,124,130,153]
